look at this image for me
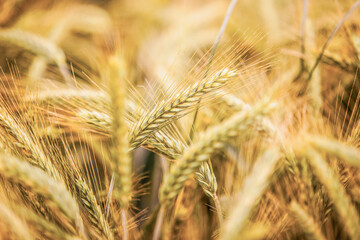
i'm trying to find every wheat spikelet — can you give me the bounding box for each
[129,68,237,150]
[0,153,83,236]
[222,148,281,240]
[289,202,326,240]
[300,147,360,239]
[159,98,275,204]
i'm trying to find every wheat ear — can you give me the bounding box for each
[222,148,281,240]
[77,109,186,159]
[0,202,31,240]
[306,135,360,167]
[289,201,326,240]
[75,179,113,240]
[129,68,237,150]
[0,111,59,178]
[12,204,79,240]
[300,147,360,239]
[0,153,83,236]
[0,28,72,85]
[159,98,275,204]
[108,54,132,239]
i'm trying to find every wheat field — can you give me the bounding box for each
[0,0,360,239]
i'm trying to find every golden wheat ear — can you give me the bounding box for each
[159,97,276,206]
[0,153,84,237]
[107,53,132,240]
[222,148,281,240]
[0,201,31,240]
[289,201,326,240]
[195,161,223,225]
[0,28,73,86]
[129,68,238,150]
[298,147,360,239]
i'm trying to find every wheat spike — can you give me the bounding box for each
[0,111,59,178]
[75,179,113,240]
[0,153,83,236]
[289,202,326,240]
[108,54,132,207]
[0,28,72,85]
[307,135,360,167]
[159,98,275,204]
[0,202,31,240]
[12,203,79,240]
[222,148,281,240]
[77,109,186,159]
[300,147,360,239]
[195,161,223,225]
[108,54,132,240]
[129,68,237,150]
